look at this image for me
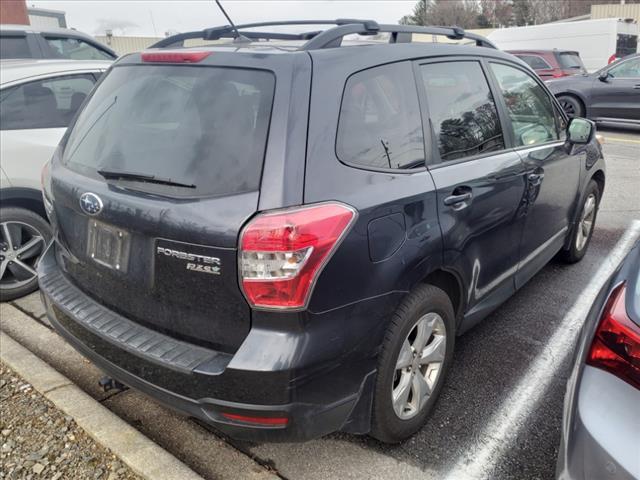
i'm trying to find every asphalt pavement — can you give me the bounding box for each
[4,129,639,480]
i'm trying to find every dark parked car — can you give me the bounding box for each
[557,239,640,480]
[0,24,116,60]
[547,53,640,127]
[507,49,587,81]
[38,20,606,443]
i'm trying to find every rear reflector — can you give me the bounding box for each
[141,51,210,63]
[239,202,357,310]
[221,413,289,426]
[587,283,640,390]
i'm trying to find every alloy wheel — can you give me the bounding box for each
[0,221,45,290]
[575,193,596,252]
[392,312,446,420]
[560,99,576,117]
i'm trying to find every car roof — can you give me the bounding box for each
[506,50,578,55]
[1,23,95,40]
[0,59,112,86]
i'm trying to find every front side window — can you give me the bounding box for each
[336,62,425,170]
[490,63,559,147]
[420,61,505,162]
[609,57,640,78]
[0,74,96,130]
[44,36,114,60]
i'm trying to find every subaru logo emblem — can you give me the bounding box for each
[79,192,103,216]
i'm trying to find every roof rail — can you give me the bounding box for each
[150,19,497,50]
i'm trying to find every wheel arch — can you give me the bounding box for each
[0,188,47,220]
[420,269,464,322]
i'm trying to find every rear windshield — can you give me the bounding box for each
[556,52,585,70]
[63,65,275,197]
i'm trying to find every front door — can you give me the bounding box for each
[590,56,640,121]
[487,61,581,289]
[416,59,527,326]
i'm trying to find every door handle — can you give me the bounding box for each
[444,190,473,207]
[634,84,640,89]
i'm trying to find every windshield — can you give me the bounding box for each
[556,52,585,71]
[63,64,275,197]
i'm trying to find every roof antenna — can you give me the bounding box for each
[214,0,251,43]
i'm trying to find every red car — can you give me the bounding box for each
[507,49,587,81]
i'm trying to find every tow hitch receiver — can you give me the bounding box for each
[98,375,128,393]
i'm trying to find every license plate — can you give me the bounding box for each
[87,220,130,272]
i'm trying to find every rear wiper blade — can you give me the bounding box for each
[97,169,196,189]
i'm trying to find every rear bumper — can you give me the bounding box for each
[557,366,640,480]
[38,244,377,442]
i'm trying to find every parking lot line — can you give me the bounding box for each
[443,220,640,480]
[602,136,640,145]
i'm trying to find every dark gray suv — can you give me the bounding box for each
[38,20,606,443]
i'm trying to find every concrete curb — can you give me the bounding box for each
[0,331,204,480]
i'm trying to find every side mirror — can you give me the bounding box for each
[567,117,595,144]
[598,71,611,82]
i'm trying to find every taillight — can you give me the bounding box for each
[239,202,357,310]
[141,51,210,63]
[587,283,640,389]
[552,71,569,78]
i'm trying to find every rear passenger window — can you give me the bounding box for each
[420,61,505,162]
[490,63,559,147]
[336,62,425,170]
[0,36,31,59]
[0,74,95,130]
[517,55,551,70]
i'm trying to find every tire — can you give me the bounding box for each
[370,284,455,443]
[557,95,584,118]
[560,180,600,264]
[0,207,52,302]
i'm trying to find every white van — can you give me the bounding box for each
[489,18,639,72]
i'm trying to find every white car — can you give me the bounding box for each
[0,59,110,300]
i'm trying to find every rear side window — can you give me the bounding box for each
[556,52,585,71]
[0,36,31,59]
[420,61,505,162]
[63,65,275,197]
[336,62,425,170]
[517,55,551,70]
[0,74,96,130]
[490,63,559,147]
[43,36,114,60]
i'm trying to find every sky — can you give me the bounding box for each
[29,0,418,37]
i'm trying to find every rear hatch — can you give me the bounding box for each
[50,56,276,353]
[555,51,587,75]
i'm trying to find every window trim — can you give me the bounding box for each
[485,59,569,153]
[515,54,553,71]
[413,56,510,169]
[334,60,428,175]
[0,73,98,131]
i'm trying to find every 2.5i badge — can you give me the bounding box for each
[156,246,221,275]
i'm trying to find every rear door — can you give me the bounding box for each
[487,61,580,288]
[51,58,283,353]
[590,56,640,121]
[416,58,526,324]
[515,54,556,81]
